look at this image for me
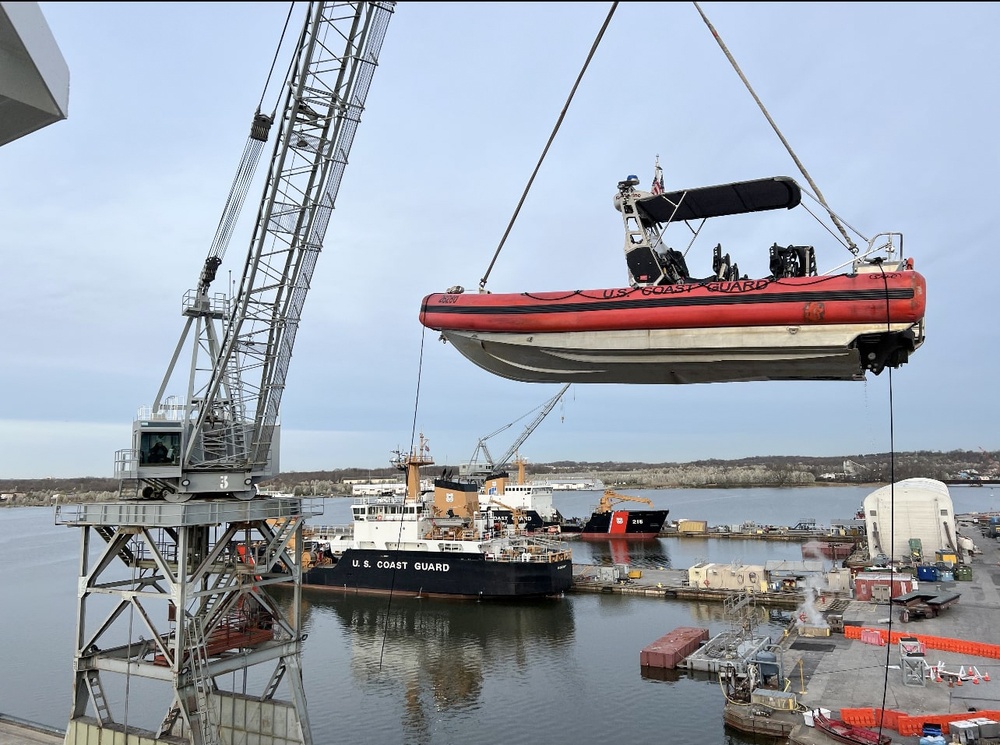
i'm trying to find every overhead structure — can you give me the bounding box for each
[0,2,69,146]
[420,175,926,384]
[595,489,655,513]
[459,383,570,479]
[60,3,395,745]
[55,498,324,744]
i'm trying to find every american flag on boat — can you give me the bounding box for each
[650,157,664,195]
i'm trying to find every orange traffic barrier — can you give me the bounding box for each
[840,708,877,727]
[885,710,1000,736]
[854,629,1000,659]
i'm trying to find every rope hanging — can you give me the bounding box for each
[692,1,858,255]
[478,3,619,292]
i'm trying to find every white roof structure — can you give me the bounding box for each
[0,2,68,146]
[764,560,826,574]
[862,478,956,561]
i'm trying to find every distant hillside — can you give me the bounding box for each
[2,449,996,506]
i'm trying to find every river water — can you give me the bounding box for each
[1,485,995,744]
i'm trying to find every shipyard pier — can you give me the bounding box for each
[5,481,1000,745]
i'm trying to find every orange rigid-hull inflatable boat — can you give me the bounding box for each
[419,175,926,385]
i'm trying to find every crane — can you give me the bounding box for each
[115,2,395,502]
[459,383,571,480]
[60,7,396,744]
[484,498,528,535]
[595,489,654,513]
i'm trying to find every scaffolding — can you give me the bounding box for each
[55,497,321,744]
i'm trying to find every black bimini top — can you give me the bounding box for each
[635,176,802,226]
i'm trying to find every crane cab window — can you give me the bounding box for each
[140,432,180,466]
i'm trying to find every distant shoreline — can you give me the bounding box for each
[2,448,996,506]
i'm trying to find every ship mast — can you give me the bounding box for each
[394,433,434,502]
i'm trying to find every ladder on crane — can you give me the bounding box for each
[83,670,110,726]
[186,616,222,745]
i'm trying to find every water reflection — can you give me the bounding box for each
[275,587,575,741]
[577,537,672,568]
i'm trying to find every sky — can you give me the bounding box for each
[2,2,999,479]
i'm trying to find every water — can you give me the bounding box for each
[1,485,995,744]
[551,485,869,569]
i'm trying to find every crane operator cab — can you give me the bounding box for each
[138,428,181,467]
[128,421,185,499]
[120,416,278,501]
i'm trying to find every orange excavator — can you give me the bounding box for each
[486,498,528,535]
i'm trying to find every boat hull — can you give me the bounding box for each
[421,273,925,333]
[812,712,892,745]
[302,548,572,599]
[420,271,926,383]
[436,322,921,384]
[576,509,669,539]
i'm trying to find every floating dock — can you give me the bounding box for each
[678,630,773,674]
[640,626,709,670]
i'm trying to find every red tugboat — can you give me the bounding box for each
[568,490,669,540]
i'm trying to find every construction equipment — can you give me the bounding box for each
[459,383,570,480]
[58,5,395,745]
[115,2,394,503]
[892,590,962,623]
[595,489,655,513]
[484,498,528,534]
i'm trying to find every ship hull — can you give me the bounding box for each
[577,509,669,539]
[302,548,572,599]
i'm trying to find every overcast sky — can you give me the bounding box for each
[3,2,998,479]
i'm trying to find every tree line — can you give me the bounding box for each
[1,449,995,507]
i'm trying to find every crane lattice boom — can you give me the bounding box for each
[460,384,570,479]
[116,2,395,502]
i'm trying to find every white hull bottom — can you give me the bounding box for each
[441,321,924,384]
